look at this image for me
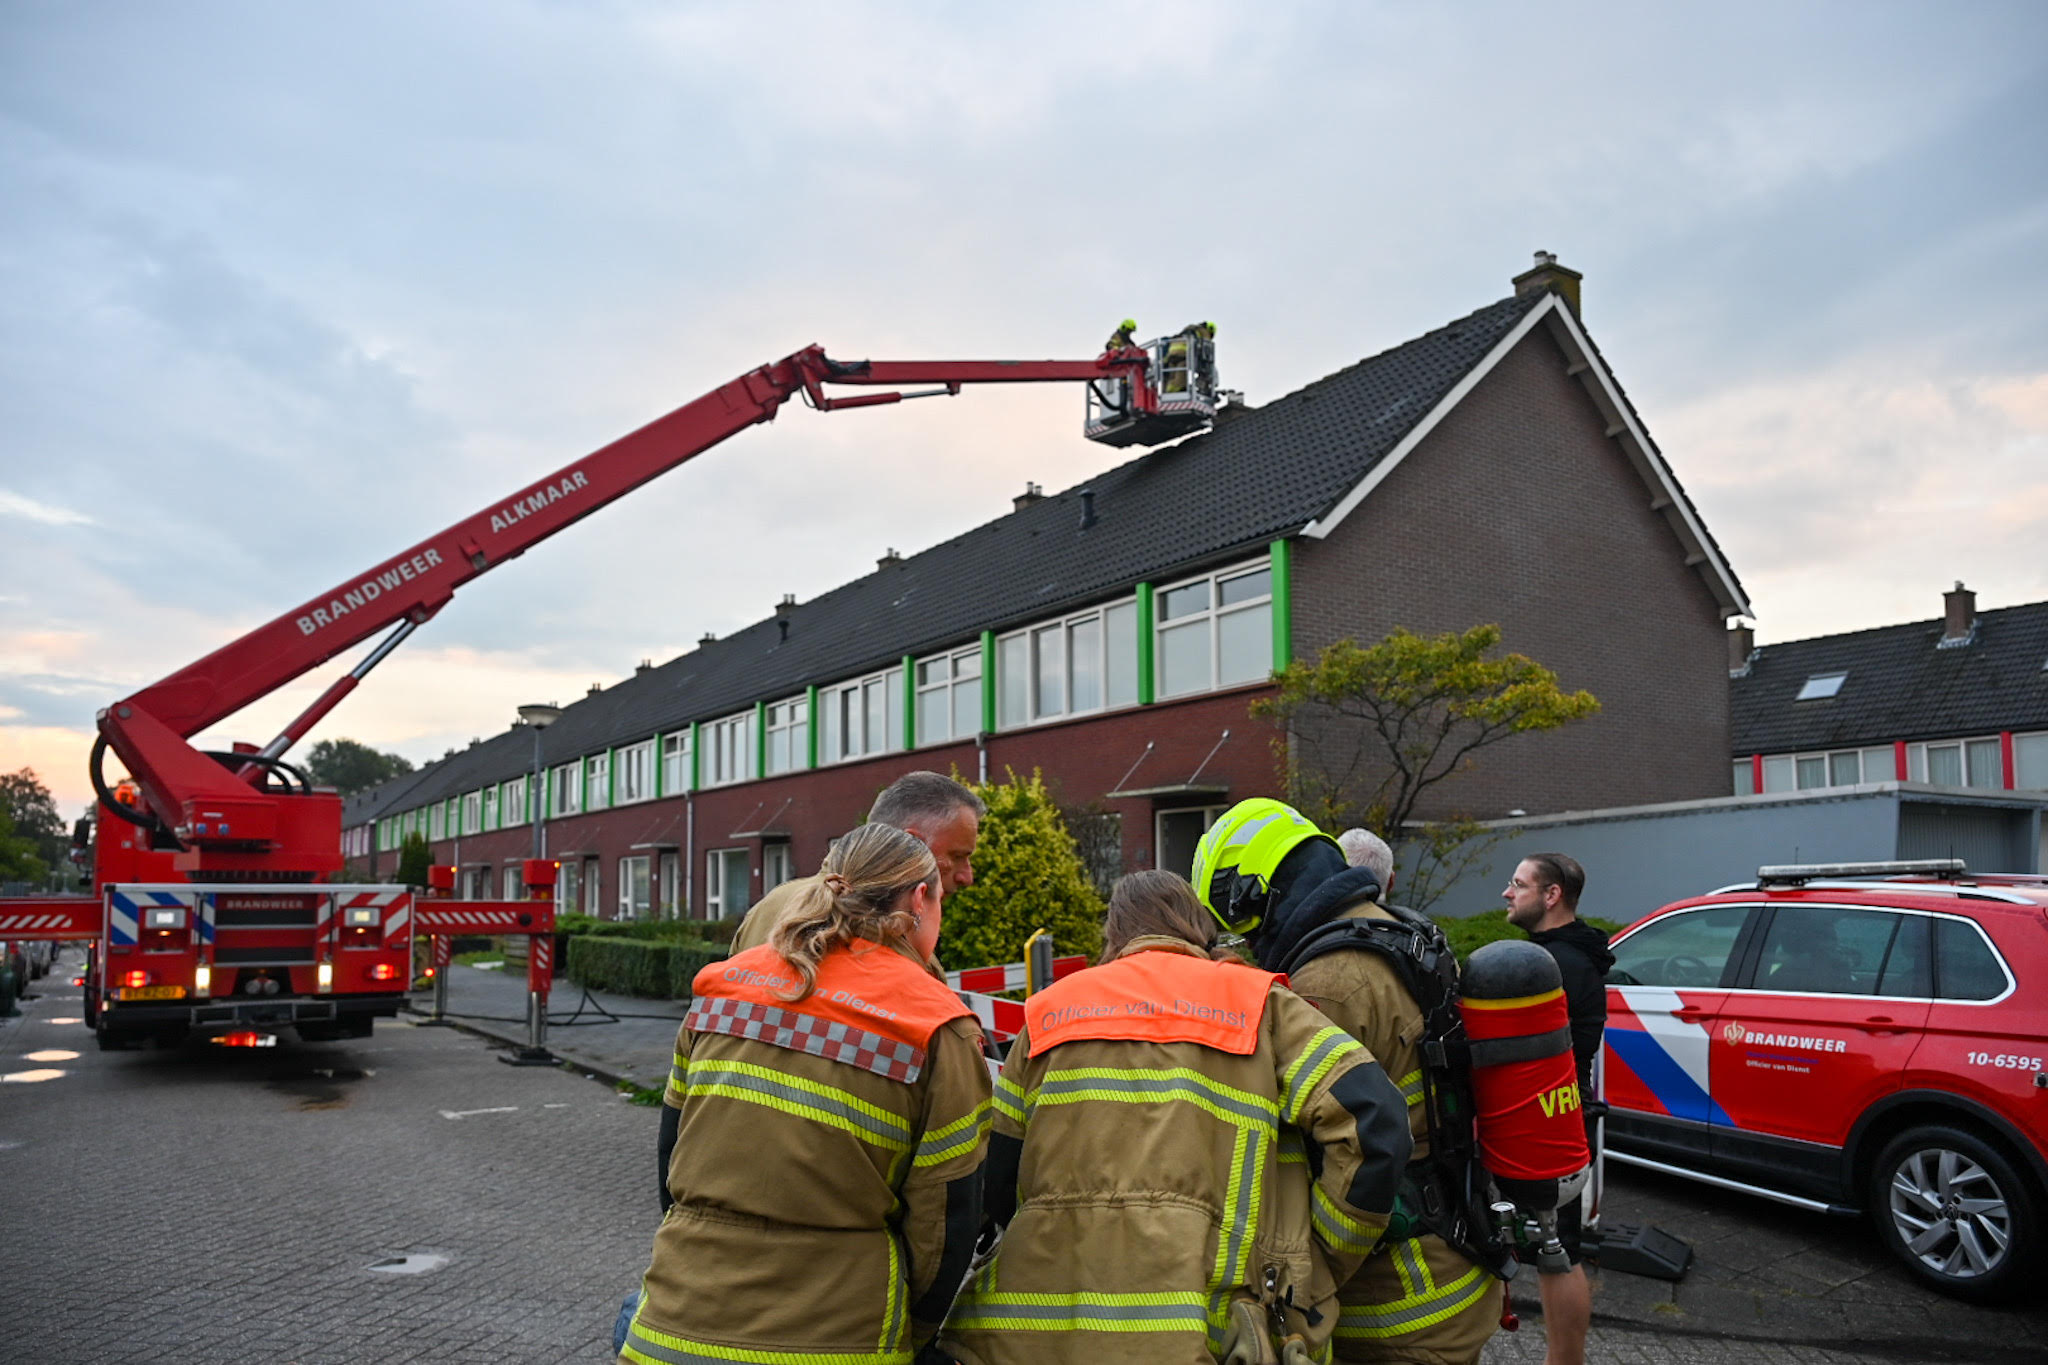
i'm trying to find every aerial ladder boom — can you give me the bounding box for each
[91,342,1165,879]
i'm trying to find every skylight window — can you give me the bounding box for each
[1796,672,1847,701]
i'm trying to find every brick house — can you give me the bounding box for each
[342,255,1749,917]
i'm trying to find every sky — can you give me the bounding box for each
[3,1,2045,818]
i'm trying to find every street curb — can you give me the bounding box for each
[399,1003,640,1091]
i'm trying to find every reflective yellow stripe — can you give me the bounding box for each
[1336,1253,1492,1339]
[1311,1183,1384,1256]
[1033,1066,1277,1127]
[1278,1128,1307,1164]
[944,1288,1211,1333]
[913,1098,990,1167]
[682,1060,913,1153]
[1396,1068,1424,1108]
[879,1231,902,1353]
[624,1309,912,1363]
[1458,989,1562,1011]
[992,1072,1026,1125]
[1281,1025,1362,1122]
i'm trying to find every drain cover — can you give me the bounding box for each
[366,1252,449,1275]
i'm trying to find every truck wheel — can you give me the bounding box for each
[1870,1124,2039,1303]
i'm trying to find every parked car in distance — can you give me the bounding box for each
[1599,859,2047,1302]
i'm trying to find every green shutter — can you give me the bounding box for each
[902,655,916,749]
[653,735,665,800]
[689,722,702,792]
[1136,582,1156,705]
[979,630,997,734]
[805,686,820,769]
[606,748,617,806]
[753,701,767,780]
[1269,539,1293,672]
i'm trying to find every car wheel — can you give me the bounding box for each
[1870,1124,2038,1303]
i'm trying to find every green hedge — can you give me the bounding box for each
[1438,909,1624,961]
[564,935,730,999]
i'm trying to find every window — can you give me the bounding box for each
[1156,805,1228,882]
[992,602,1136,729]
[556,860,581,916]
[501,776,527,827]
[2017,732,2048,790]
[550,761,583,816]
[1795,756,1826,790]
[462,790,482,834]
[1732,760,1755,796]
[618,855,652,918]
[662,731,693,795]
[1877,914,1931,998]
[705,712,756,786]
[582,857,602,916]
[658,852,680,918]
[1761,755,1795,793]
[1156,560,1272,699]
[429,803,447,841]
[1608,906,1751,988]
[1907,737,2004,789]
[706,848,750,919]
[916,646,984,745]
[763,843,796,891]
[764,697,809,775]
[502,864,522,899]
[613,740,652,803]
[1759,747,1898,793]
[586,751,612,810]
[820,671,902,763]
[1934,918,2010,1001]
[1796,672,1847,701]
[1751,905,1901,996]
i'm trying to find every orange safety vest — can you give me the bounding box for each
[1027,948,1280,1057]
[690,939,973,1083]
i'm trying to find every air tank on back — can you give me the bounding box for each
[1458,939,1591,1272]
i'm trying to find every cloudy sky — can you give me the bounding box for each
[3,1,2044,816]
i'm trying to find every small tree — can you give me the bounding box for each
[0,807,47,885]
[303,739,415,797]
[939,769,1105,972]
[0,768,65,883]
[393,831,432,889]
[1252,624,1597,911]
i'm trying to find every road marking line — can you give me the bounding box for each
[438,1106,519,1120]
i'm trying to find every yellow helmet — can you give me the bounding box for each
[1189,798,1338,935]
[1120,318,1137,332]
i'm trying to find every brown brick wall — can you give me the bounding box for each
[1289,323,1731,821]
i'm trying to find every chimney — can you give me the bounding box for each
[1511,250,1583,319]
[1079,488,1097,530]
[775,593,796,616]
[1942,581,1976,645]
[586,682,602,696]
[1727,623,1755,676]
[878,548,903,569]
[1013,481,1044,512]
[635,659,652,674]
[699,631,717,646]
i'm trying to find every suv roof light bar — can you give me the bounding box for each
[1757,858,1967,885]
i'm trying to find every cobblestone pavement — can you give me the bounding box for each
[5,950,2044,1364]
[1,950,663,1364]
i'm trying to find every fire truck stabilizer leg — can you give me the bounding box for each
[500,931,557,1067]
[420,934,452,1026]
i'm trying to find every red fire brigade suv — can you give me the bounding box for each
[1599,860,2047,1302]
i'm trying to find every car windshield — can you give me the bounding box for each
[1609,905,1750,988]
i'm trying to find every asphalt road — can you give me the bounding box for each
[4,953,2044,1365]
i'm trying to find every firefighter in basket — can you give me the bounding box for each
[1190,801,1589,1365]
[622,822,989,1365]
[939,869,1413,1365]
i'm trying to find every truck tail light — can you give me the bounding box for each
[365,963,399,982]
[316,962,333,992]
[193,965,211,996]
[120,969,154,989]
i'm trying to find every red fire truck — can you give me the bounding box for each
[0,330,1218,1051]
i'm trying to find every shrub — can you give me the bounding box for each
[1437,909,1624,962]
[668,942,731,999]
[586,919,704,942]
[566,937,675,997]
[938,769,1105,972]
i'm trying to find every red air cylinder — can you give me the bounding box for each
[1457,939,1589,1210]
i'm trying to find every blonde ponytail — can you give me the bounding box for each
[769,822,939,1001]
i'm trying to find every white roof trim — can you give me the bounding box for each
[1300,295,1554,541]
[1297,291,1751,620]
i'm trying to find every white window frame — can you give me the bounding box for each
[661,731,693,795]
[704,711,757,787]
[502,864,522,899]
[763,842,796,892]
[428,803,446,841]
[617,739,654,804]
[586,751,612,811]
[992,598,1136,731]
[461,790,482,834]
[819,669,903,764]
[483,787,501,832]
[1756,746,1897,793]
[501,775,527,827]
[1154,557,1274,700]
[556,859,581,916]
[550,761,583,817]
[916,644,985,746]
[764,696,809,776]
[618,854,652,918]
[1906,736,2005,790]
[658,851,681,918]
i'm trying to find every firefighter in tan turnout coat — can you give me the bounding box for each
[622,823,990,1365]
[942,871,1413,1365]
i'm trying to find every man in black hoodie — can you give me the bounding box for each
[1502,852,1612,1365]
